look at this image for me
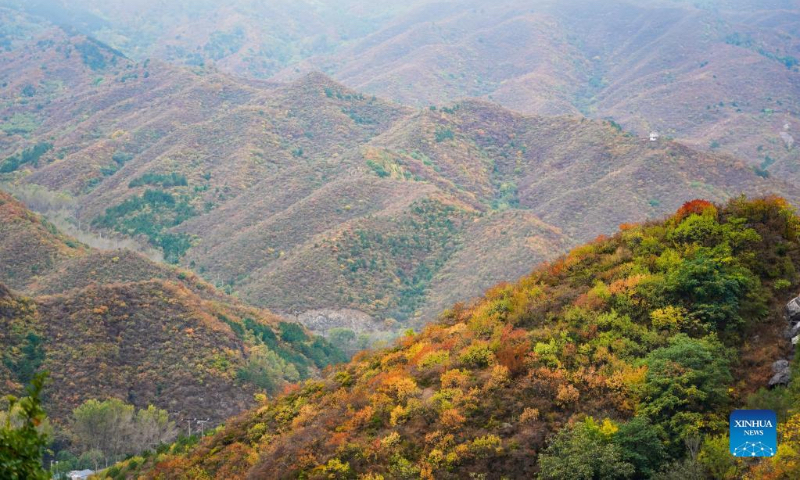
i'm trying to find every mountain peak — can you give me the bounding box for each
[290,71,343,90]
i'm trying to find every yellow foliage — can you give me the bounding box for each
[390,404,407,426]
[404,342,427,361]
[380,431,401,449]
[419,349,450,368]
[780,413,800,444]
[469,434,503,458]
[291,404,318,429]
[458,341,495,368]
[555,384,580,406]
[485,364,510,391]
[650,305,686,332]
[380,374,419,400]
[519,407,540,424]
[440,368,469,389]
[608,274,647,295]
[351,405,374,428]
[599,418,619,437]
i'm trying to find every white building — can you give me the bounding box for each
[67,470,94,480]
[649,131,660,142]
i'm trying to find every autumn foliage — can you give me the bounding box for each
[135,197,800,478]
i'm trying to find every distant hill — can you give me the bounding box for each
[276,0,800,185]
[4,1,793,185]
[133,197,800,479]
[0,191,345,426]
[1,25,798,330]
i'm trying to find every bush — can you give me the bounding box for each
[0,373,49,480]
[0,142,52,173]
[129,172,188,188]
[279,322,307,343]
[538,419,635,480]
[435,127,454,142]
[458,343,494,368]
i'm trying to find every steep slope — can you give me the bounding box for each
[0,191,345,426]
[137,197,800,479]
[0,190,212,299]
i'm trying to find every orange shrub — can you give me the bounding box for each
[440,408,466,430]
[674,199,716,221]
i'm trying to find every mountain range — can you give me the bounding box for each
[2,1,800,478]
[1,14,798,330]
[3,0,797,185]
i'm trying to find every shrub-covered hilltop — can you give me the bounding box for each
[134,197,800,479]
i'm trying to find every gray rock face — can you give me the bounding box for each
[787,297,800,322]
[790,321,800,339]
[769,359,791,387]
[295,308,387,335]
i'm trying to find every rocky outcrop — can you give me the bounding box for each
[770,295,800,387]
[788,296,800,322]
[769,359,791,387]
[787,296,800,346]
[295,308,389,335]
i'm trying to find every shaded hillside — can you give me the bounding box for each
[2,26,798,330]
[133,197,800,479]
[0,191,346,426]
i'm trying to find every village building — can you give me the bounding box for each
[67,470,95,480]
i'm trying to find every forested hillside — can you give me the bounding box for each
[1,20,796,330]
[130,197,800,479]
[0,191,345,426]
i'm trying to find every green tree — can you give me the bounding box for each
[638,335,731,450]
[698,435,743,479]
[538,419,635,480]
[133,405,178,452]
[612,416,667,478]
[328,328,357,354]
[279,322,307,343]
[662,249,760,335]
[237,345,300,393]
[71,398,134,467]
[0,373,49,480]
[70,399,177,468]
